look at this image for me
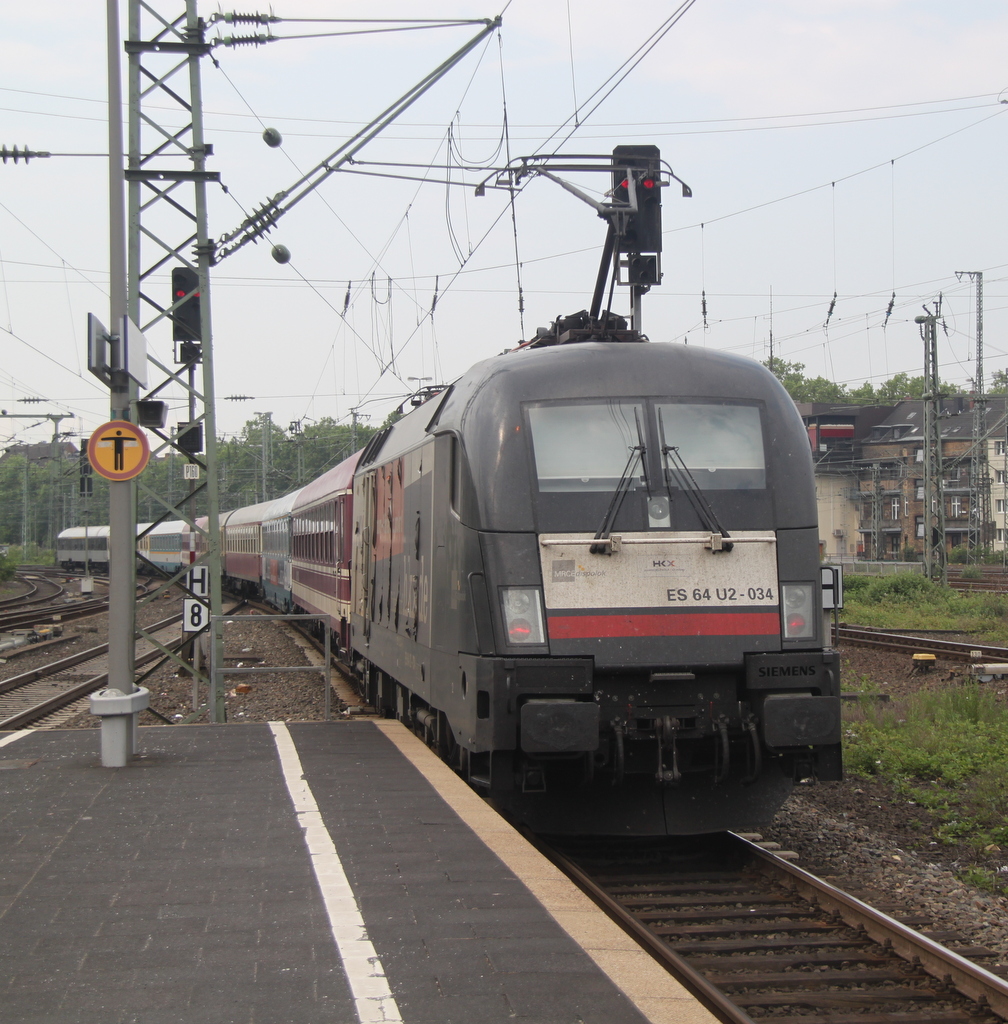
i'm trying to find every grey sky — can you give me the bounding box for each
[2,1,1006,448]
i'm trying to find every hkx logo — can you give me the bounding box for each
[646,558,677,570]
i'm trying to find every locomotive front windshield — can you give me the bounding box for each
[526,397,769,532]
[527,400,646,493]
[655,402,766,490]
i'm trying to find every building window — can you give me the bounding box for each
[916,516,924,539]
[891,498,900,520]
[999,529,1006,544]
[997,441,1007,457]
[950,496,962,517]
[998,469,1006,485]
[998,499,1007,515]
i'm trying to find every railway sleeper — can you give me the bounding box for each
[710,967,928,987]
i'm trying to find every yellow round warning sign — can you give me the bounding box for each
[88,420,150,481]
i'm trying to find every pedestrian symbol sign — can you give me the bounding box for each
[87,420,150,481]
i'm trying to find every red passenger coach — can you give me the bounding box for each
[291,451,361,654]
[221,503,274,596]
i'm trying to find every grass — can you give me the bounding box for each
[842,572,1008,643]
[843,686,1008,892]
[841,571,1008,893]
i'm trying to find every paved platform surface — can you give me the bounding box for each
[0,721,715,1024]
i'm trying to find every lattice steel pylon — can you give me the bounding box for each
[957,271,989,556]
[918,305,947,584]
[124,0,225,719]
[870,462,883,561]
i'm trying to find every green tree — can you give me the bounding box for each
[0,550,16,581]
[989,369,1008,395]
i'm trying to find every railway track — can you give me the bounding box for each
[0,571,64,610]
[0,612,185,730]
[540,831,1008,1024]
[947,568,1008,595]
[0,581,136,634]
[836,625,1008,663]
[240,598,367,712]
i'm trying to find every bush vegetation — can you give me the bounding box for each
[842,570,1008,892]
[842,571,1008,640]
[0,551,17,582]
[844,686,1008,891]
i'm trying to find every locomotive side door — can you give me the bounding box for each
[404,441,435,653]
[352,469,377,645]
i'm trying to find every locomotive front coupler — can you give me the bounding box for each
[655,714,681,785]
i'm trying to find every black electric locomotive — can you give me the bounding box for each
[349,322,841,836]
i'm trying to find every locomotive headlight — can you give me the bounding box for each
[781,583,815,640]
[501,587,546,645]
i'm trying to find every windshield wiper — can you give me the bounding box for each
[657,408,733,552]
[590,412,646,555]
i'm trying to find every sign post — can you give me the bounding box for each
[821,565,844,647]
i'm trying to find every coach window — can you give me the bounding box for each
[328,502,336,564]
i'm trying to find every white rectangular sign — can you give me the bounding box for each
[182,598,209,633]
[187,565,210,598]
[182,462,200,480]
[540,531,779,610]
[821,565,844,610]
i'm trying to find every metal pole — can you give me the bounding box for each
[184,0,226,723]
[107,0,137,709]
[192,634,201,712]
[919,309,947,585]
[22,455,27,552]
[324,628,331,721]
[631,285,643,334]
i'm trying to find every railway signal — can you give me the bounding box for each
[612,144,663,257]
[79,448,93,497]
[170,266,201,343]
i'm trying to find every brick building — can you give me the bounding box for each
[797,398,1008,560]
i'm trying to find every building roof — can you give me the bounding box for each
[0,440,79,465]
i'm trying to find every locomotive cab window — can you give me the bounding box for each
[527,399,646,493]
[655,402,766,490]
[526,397,770,533]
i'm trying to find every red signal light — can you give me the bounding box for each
[642,178,655,189]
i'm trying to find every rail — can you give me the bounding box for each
[531,830,1007,1024]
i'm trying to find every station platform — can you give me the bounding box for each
[0,720,715,1024]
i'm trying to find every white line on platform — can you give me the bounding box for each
[0,730,31,749]
[269,721,402,1024]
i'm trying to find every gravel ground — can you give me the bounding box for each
[48,610,356,728]
[11,599,1008,962]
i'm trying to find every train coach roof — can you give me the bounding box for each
[59,526,113,540]
[222,499,280,529]
[261,488,303,522]
[145,519,187,536]
[293,449,361,511]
